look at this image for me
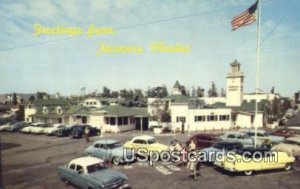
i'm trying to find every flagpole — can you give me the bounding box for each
[254,0,261,148]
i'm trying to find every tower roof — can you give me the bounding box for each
[173,80,181,88]
[231,59,240,66]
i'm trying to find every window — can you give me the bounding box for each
[94,143,100,148]
[194,116,205,122]
[123,117,128,125]
[219,115,230,121]
[133,139,146,144]
[176,117,186,123]
[118,117,123,125]
[110,117,116,125]
[69,164,76,170]
[227,134,236,139]
[76,165,84,174]
[43,107,48,114]
[207,115,217,121]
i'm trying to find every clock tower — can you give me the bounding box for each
[226,60,244,107]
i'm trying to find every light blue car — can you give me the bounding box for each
[85,139,134,165]
[58,156,129,189]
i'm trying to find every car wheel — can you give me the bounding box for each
[244,170,253,176]
[284,163,292,171]
[112,157,120,166]
[62,178,69,185]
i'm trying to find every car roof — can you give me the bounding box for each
[132,135,155,141]
[192,133,219,137]
[287,127,300,130]
[239,129,265,133]
[223,131,245,135]
[70,157,104,166]
[95,139,118,145]
[215,141,242,146]
[285,137,300,143]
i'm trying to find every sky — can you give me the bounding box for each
[0,0,299,97]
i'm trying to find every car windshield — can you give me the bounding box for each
[107,142,122,149]
[86,163,106,173]
[283,140,298,145]
[147,139,156,144]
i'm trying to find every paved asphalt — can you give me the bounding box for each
[1,131,300,189]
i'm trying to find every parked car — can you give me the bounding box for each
[239,129,284,146]
[272,137,300,157]
[124,135,169,154]
[200,142,244,163]
[20,122,45,134]
[214,147,295,176]
[70,125,100,139]
[85,139,134,165]
[186,133,220,149]
[44,123,65,136]
[219,131,253,146]
[6,121,27,132]
[58,156,129,189]
[55,125,74,137]
[31,124,51,134]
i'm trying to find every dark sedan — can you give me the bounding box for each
[70,125,100,139]
[186,133,220,149]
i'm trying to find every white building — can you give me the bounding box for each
[81,97,119,109]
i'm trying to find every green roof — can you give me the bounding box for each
[33,98,70,107]
[163,94,194,103]
[64,105,89,115]
[99,105,148,117]
[230,100,267,112]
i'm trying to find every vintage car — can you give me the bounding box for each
[55,125,74,137]
[219,131,254,146]
[239,129,284,146]
[272,137,300,157]
[85,139,134,165]
[44,123,65,135]
[6,121,27,132]
[58,157,129,189]
[186,133,220,149]
[214,147,295,176]
[272,127,300,138]
[70,125,100,139]
[20,122,45,133]
[30,123,52,134]
[200,142,244,163]
[0,122,14,131]
[124,135,169,154]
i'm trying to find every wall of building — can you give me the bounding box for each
[187,108,232,131]
[24,106,37,123]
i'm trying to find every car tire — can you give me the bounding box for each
[112,157,120,166]
[244,170,253,176]
[284,163,292,171]
[62,178,69,185]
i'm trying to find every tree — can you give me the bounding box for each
[111,91,119,98]
[196,87,204,97]
[146,86,168,98]
[12,93,18,105]
[29,95,35,102]
[208,82,218,97]
[102,86,111,98]
[221,88,226,97]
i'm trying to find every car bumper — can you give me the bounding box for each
[118,183,130,189]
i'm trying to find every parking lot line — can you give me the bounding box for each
[155,166,173,175]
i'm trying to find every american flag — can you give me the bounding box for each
[231,1,258,31]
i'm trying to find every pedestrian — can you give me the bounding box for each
[84,127,90,143]
[188,139,196,151]
[187,149,200,180]
[181,122,185,134]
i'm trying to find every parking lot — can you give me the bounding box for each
[1,131,300,189]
